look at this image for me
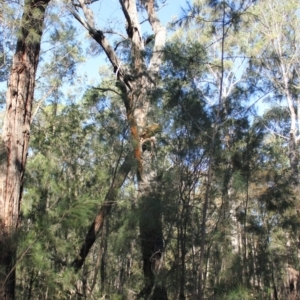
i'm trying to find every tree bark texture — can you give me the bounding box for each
[69,1,167,298]
[0,1,50,299]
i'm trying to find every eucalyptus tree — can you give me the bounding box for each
[0,1,17,84]
[248,0,300,179]
[245,4,300,292]
[67,0,167,297]
[0,1,51,299]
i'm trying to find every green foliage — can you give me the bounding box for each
[17,101,114,298]
[3,0,300,299]
[221,286,252,300]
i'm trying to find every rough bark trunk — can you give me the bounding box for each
[69,1,167,298]
[0,1,50,299]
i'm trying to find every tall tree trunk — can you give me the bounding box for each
[284,83,299,181]
[198,153,213,299]
[68,1,167,298]
[0,1,50,299]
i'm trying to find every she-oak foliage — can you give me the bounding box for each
[2,0,300,299]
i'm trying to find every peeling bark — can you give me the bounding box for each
[0,1,50,299]
[69,1,167,298]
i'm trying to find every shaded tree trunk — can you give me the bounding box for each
[69,1,167,298]
[0,1,50,299]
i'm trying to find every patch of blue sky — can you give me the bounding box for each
[75,0,185,85]
[0,1,186,119]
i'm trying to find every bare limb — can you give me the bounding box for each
[119,0,132,33]
[144,0,166,73]
[92,86,122,96]
[67,4,95,33]
[30,85,58,124]
[78,0,95,28]
[119,0,142,42]
[67,4,130,90]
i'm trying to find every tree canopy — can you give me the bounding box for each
[1,0,300,299]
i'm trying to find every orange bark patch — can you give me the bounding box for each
[127,112,143,179]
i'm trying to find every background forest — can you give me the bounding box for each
[1,0,300,299]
